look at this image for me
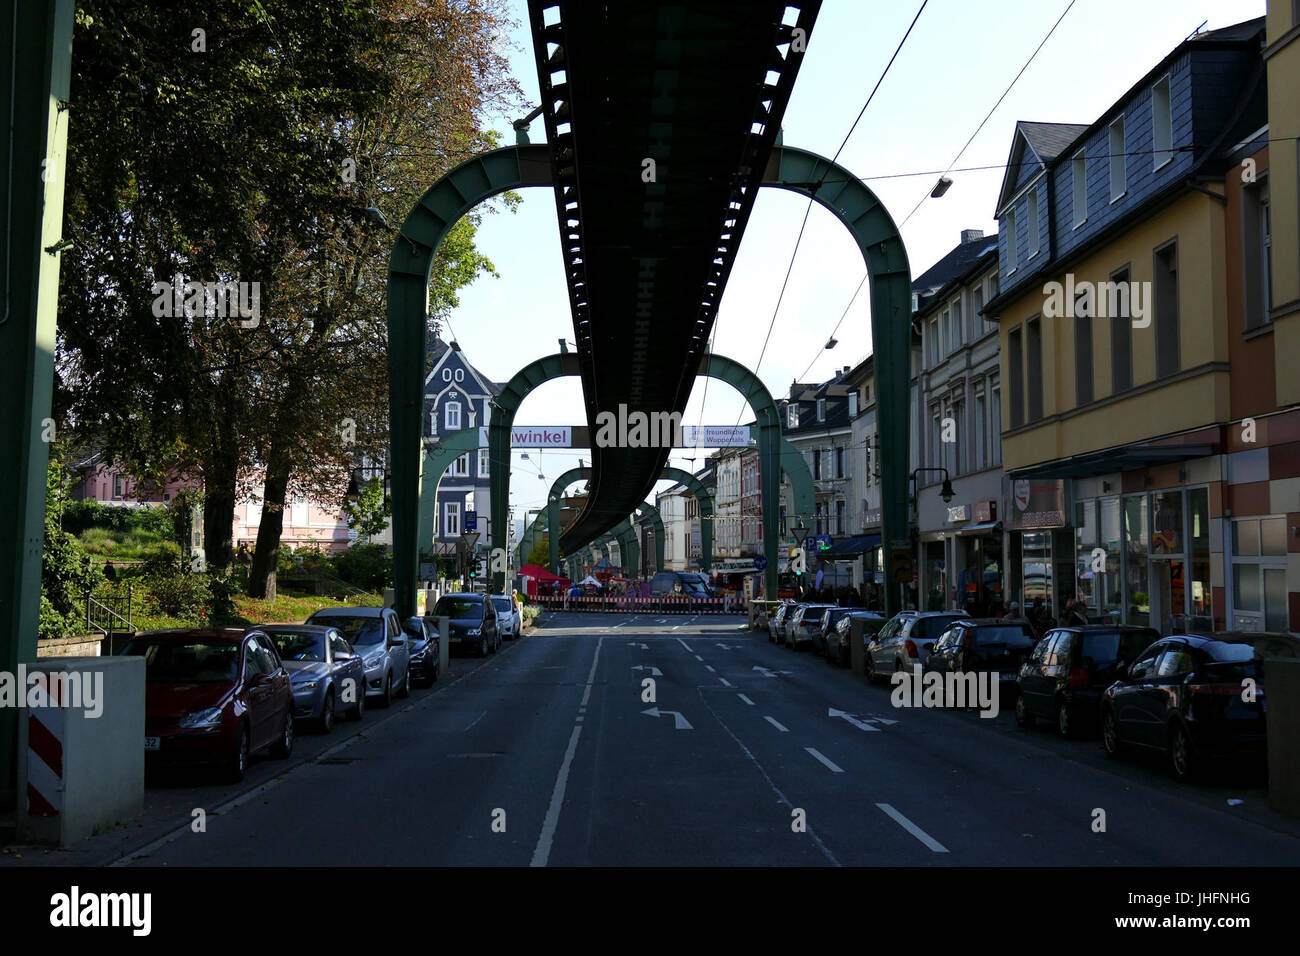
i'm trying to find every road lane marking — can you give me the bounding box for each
[705,665,715,672]
[718,677,733,687]
[530,725,583,867]
[676,638,692,651]
[764,716,789,732]
[737,694,755,705]
[804,747,844,773]
[580,636,604,708]
[876,803,949,853]
[463,711,487,732]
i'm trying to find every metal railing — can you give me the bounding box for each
[84,584,134,638]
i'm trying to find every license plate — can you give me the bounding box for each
[999,673,1017,681]
[144,736,160,751]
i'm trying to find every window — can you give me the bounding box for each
[990,383,1002,466]
[836,499,846,535]
[478,448,490,478]
[787,404,799,428]
[1026,317,1043,422]
[1154,240,1179,377]
[812,448,821,480]
[1151,76,1173,169]
[817,398,826,422]
[1075,304,1093,406]
[1008,326,1024,429]
[930,407,943,470]
[973,388,986,471]
[972,286,984,330]
[1242,178,1271,330]
[451,453,469,477]
[927,317,939,366]
[1110,266,1133,392]
[952,398,965,474]
[940,309,950,357]
[443,501,461,537]
[835,446,844,479]
[1004,207,1017,272]
[951,297,964,349]
[1109,115,1126,200]
[445,401,461,430]
[1027,188,1040,258]
[113,475,124,500]
[1072,150,1088,227]
[848,391,858,416]
[1123,494,1149,626]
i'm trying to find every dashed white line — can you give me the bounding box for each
[676,638,692,651]
[718,677,733,687]
[764,716,789,732]
[530,725,583,867]
[705,664,715,672]
[737,694,755,705]
[804,747,844,773]
[695,654,704,661]
[876,803,949,853]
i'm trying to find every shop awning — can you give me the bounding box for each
[823,533,882,555]
[1009,444,1214,480]
[957,521,1001,536]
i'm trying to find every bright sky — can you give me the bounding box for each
[445,0,1264,518]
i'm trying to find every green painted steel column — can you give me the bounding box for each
[547,495,561,575]
[762,147,911,617]
[416,429,482,567]
[0,0,74,803]
[636,501,665,574]
[388,146,551,617]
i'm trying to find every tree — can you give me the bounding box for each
[41,452,102,641]
[525,537,551,568]
[342,477,392,542]
[56,0,522,601]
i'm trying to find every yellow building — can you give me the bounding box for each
[985,17,1298,633]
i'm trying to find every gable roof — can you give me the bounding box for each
[911,233,998,305]
[994,120,1088,215]
[424,337,501,398]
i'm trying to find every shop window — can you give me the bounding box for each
[1123,494,1149,626]
[1151,490,1183,555]
[1022,531,1053,611]
[1188,487,1212,623]
[1231,516,1287,630]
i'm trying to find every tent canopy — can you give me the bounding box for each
[520,564,571,585]
[578,575,603,587]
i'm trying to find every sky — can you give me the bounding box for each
[442,0,1265,520]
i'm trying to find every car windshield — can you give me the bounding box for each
[120,640,239,683]
[265,629,325,662]
[1204,641,1254,663]
[403,619,427,640]
[913,616,962,638]
[491,597,512,612]
[311,615,384,646]
[975,626,1034,648]
[434,597,481,619]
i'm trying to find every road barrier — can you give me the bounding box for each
[528,595,742,614]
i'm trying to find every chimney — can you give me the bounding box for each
[961,228,984,244]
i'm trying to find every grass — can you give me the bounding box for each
[79,527,178,562]
[221,588,385,627]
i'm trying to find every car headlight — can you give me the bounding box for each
[179,706,223,729]
[468,628,481,636]
[295,679,319,690]
[364,652,385,668]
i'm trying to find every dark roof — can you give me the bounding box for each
[1018,121,1090,163]
[911,235,998,303]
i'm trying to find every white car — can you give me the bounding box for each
[491,594,521,640]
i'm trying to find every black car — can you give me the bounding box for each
[1016,625,1159,738]
[1100,632,1290,781]
[925,619,1036,698]
[827,610,885,667]
[817,608,856,655]
[404,616,441,687]
[431,592,500,657]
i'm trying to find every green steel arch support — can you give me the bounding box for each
[633,501,666,575]
[761,146,912,617]
[388,144,552,616]
[416,428,485,565]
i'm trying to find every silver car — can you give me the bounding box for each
[304,607,411,707]
[261,624,366,731]
[490,594,520,639]
[865,610,970,681]
[786,604,835,650]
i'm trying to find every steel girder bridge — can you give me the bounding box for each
[386,0,914,618]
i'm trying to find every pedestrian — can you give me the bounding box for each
[1004,601,1027,625]
[1062,596,1089,626]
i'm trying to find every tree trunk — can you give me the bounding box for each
[248,448,291,600]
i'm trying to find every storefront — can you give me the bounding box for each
[1003,477,1073,617]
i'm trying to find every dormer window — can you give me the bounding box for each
[787,404,799,428]
[816,399,826,422]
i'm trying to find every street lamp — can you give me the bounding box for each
[909,467,954,506]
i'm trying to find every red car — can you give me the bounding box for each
[118,628,295,781]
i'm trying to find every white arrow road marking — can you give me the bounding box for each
[828,707,881,732]
[641,707,693,730]
[737,693,755,705]
[625,642,649,649]
[630,665,662,676]
[656,619,669,624]
[804,747,844,773]
[764,716,789,732]
[752,666,793,678]
[714,643,738,650]
[876,803,949,853]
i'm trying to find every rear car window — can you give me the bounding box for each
[913,615,962,639]
[1081,630,1156,668]
[974,626,1034,648]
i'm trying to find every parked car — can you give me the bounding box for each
[261,624,367,732]
[403,616,441,687]
[1016,624,1159,737]
[768,602,795,643]
[432,592,500,657]
[817,607,856,655]
[1101,632,1298,781]
[491,594,521,639]
[827,611,886,667]
[865,610,969,681]
[304,607,410,707]
[925,619,1037,701]
[786,604,835,650]
[119,628,294,781]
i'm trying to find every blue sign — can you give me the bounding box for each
[813,534,833,551]
[753,556,767,571]
[464,511,478,532]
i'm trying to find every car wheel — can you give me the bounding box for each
[226,723,250,782]
[320,691,335,734]
[865,655,876,682]
[1056,701,1073,739]
[272,712,294,758]
[1101,706,1124,758]
[1014,694,1035,728]
[349,686,365,721]
[478,636,488,657]
[397,667,411,699]
[1169,723,1198,782]
[378,672,393,708]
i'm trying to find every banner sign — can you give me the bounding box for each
[680,425,752,447]
[479,426,572,448]
[1007,478,1066,529]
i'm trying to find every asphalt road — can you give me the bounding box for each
[17,611,1300,867]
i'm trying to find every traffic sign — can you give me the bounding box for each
[754,556,767,571]
[464,511,478,532]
